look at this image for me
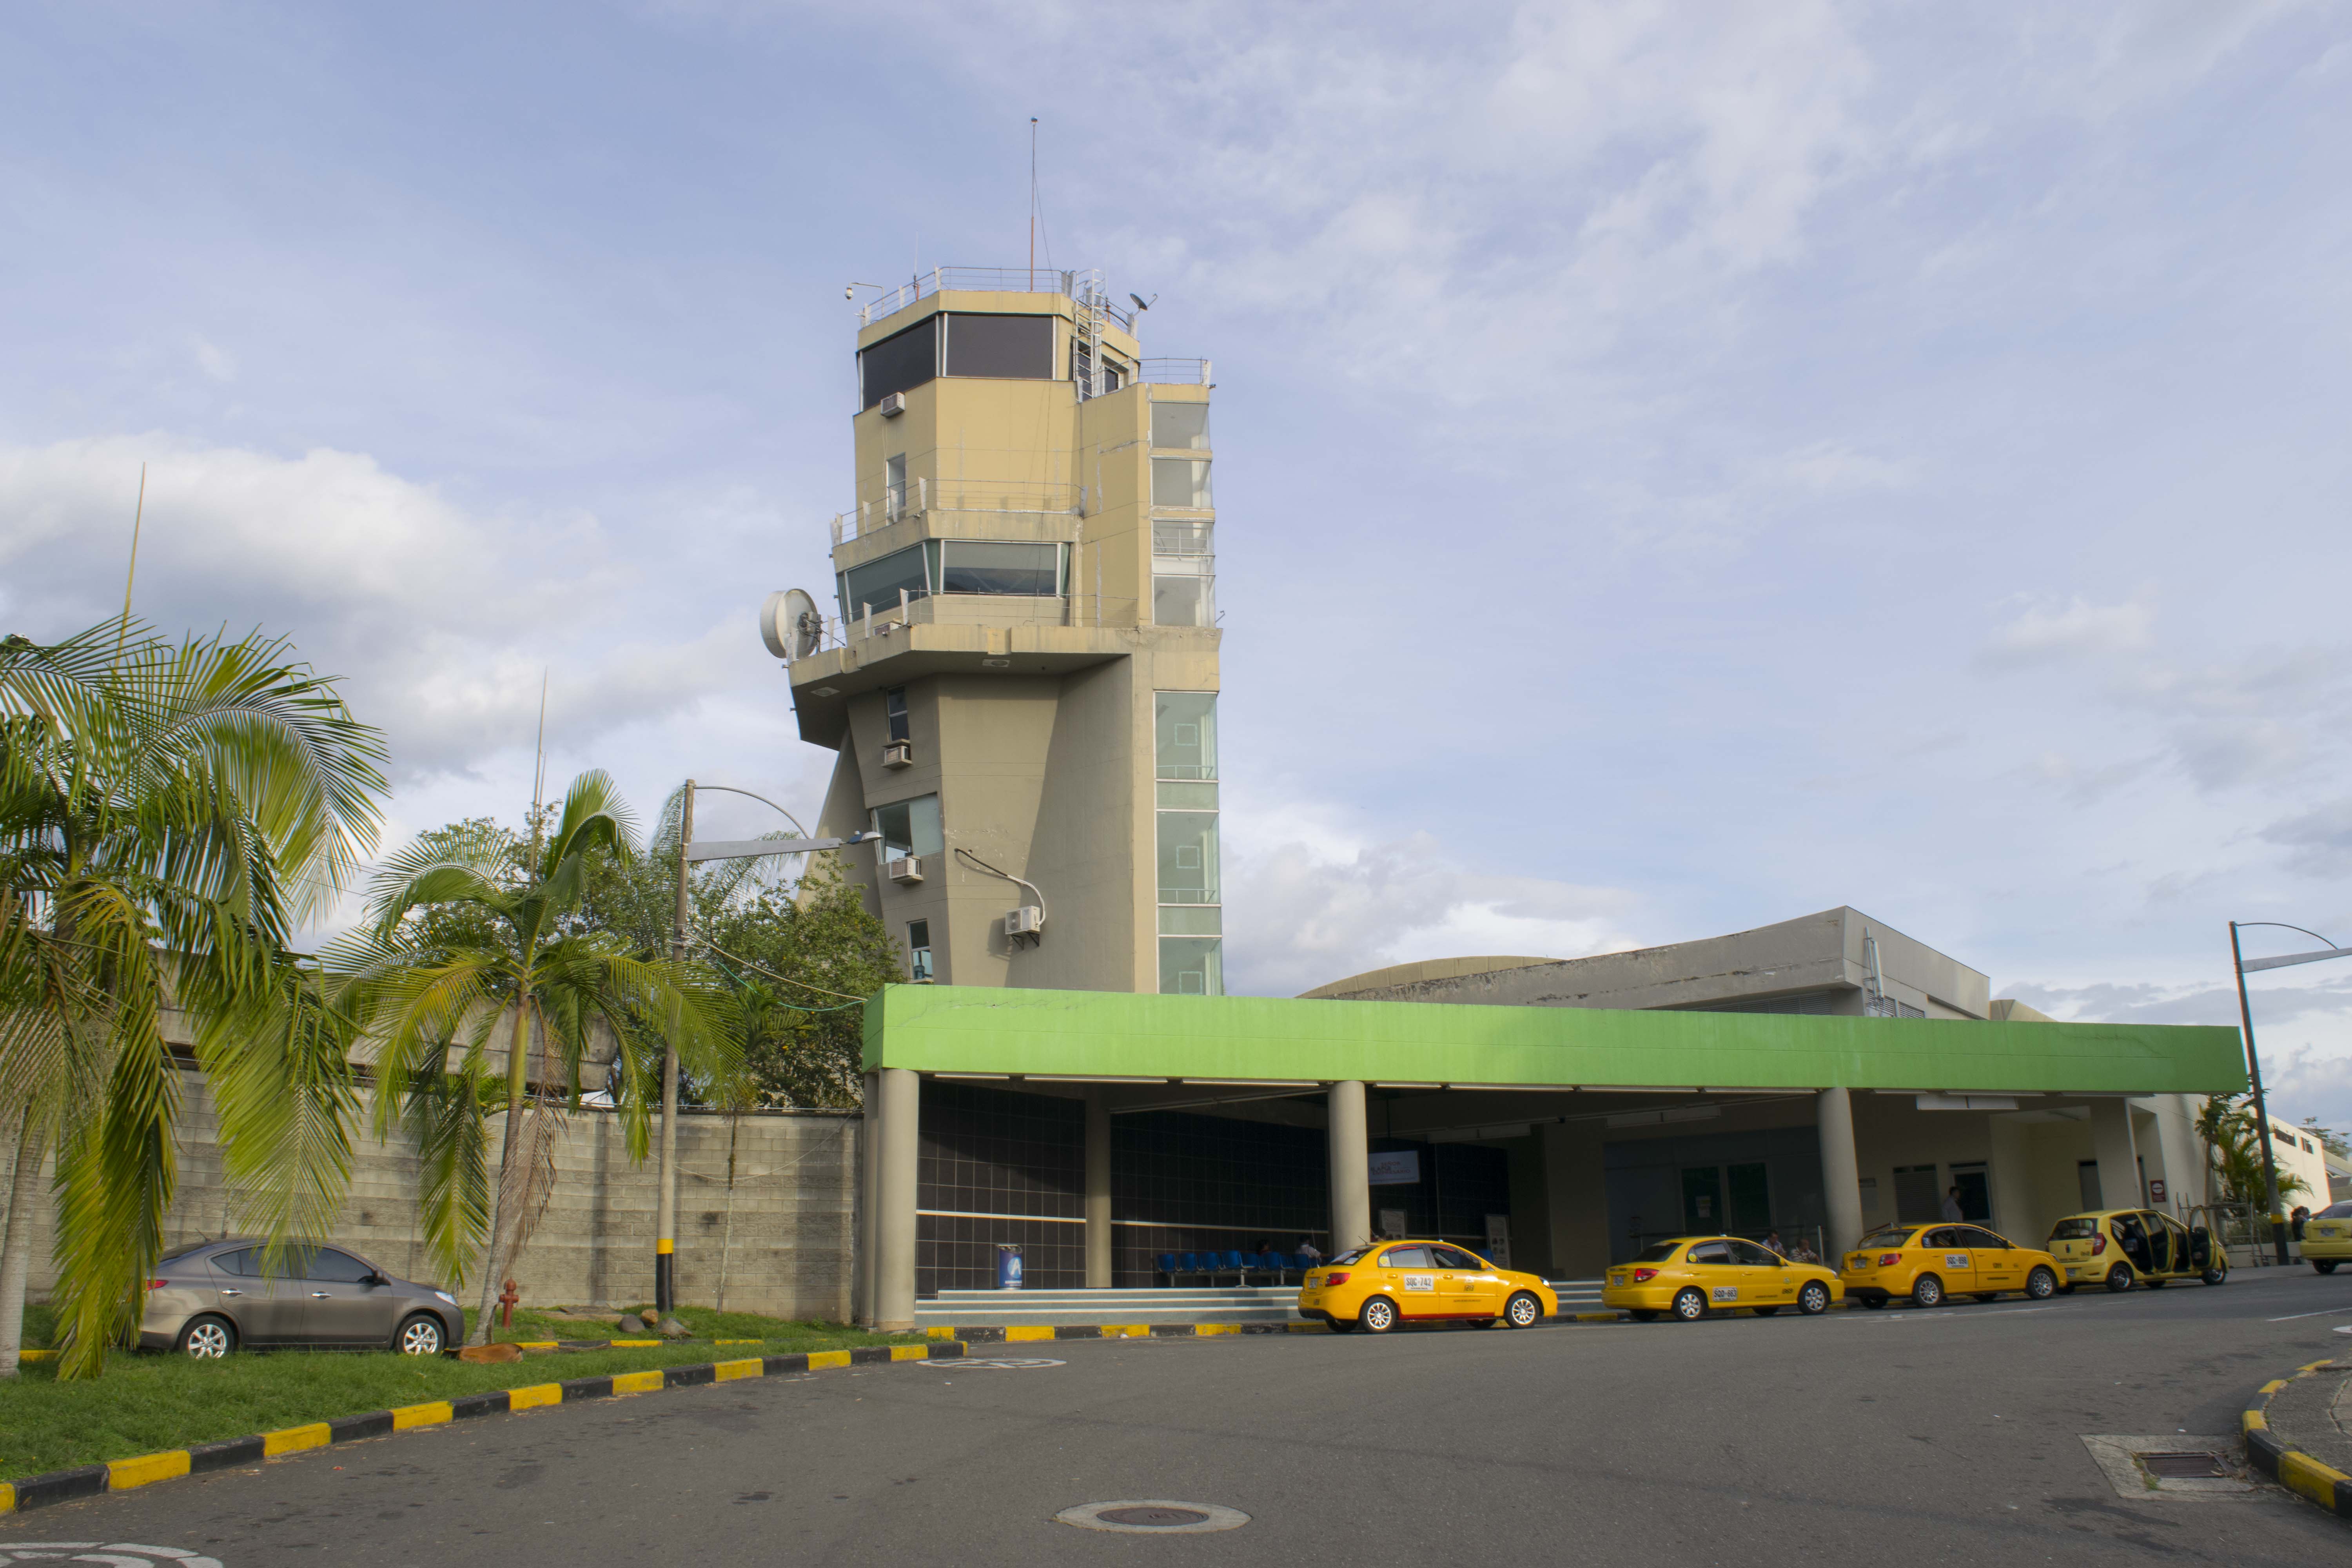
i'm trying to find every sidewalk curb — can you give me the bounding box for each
[2243,1356,2352,1520]
[924,1312,1629,1341]
[0,1340,963,1516]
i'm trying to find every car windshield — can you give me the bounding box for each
[1857,1228,1915,1249]
[2322,1201,2352,1220]
[1632,1242,1684,1263]
[2048,1217,2103,1240]
[1324,1246,1376,1267]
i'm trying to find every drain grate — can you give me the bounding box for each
[2140,1452,2227,1479]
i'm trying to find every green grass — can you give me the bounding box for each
[495,1302,848,1343]
[2,1308,922,1483]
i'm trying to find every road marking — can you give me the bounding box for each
[2267,1307,2352,1321]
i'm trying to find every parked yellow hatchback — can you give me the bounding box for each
[1839,1223,2061,1308]
[1297,1241,1557,1334]
[2045,1209,2227,1291]
[2305,1200,2352,1274]
[1602,1236,1842,1322]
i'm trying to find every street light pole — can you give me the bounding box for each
[655,779,694,1330]
[652,780,873,1328]
[2228,920,2289,1268]
[2225,919,2352,1268]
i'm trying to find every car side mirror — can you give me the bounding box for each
[363,1272,387,1287]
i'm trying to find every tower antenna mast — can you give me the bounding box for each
[1029,116,1039,290]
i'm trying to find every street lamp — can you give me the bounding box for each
[652,776,877,1329]
[2227,920,2352,1267]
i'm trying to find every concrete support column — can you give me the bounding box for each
[1987,1112,2036,1245]
[1084,1091,1112,1289]
[1327,1080,1371,1253]
[873,1068,921,1333]
[856,1071,880,1326]
[2089,1097,2141,1211]
[1540,1119,1609,1278]
[1817,1088,1865,1262]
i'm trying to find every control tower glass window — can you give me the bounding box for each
[839,544,930,621]
[870,794,942,861]
[1158,936,1222,996]
[884,687,909,743]
[1152,457,1213,510]
[940,541,1064,596]
[1156,811,1220,905]
[1155,692,1218,780]
[1150,401,1209,452]
[859,316,938,408]
[941,313,1054,379]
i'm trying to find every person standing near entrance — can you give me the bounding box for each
[1941,1186,1965,1222]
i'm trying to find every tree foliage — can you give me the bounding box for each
[327,775,739,1343]
[0,621,386,1379]
[2197,1092,2312,1209]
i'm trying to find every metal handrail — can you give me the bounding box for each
[1140,359,1212,385]
[857,266,1118,327]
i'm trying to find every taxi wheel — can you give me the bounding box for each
[1359,1296,1399,1334]
[2201,1266,2227,1286]
[1629,1309,1659,1322]
[1671,1289,1707,1322]
[2025,1267,2056,1299]
[2104,1264,2134,1292]
[1503,1291,1543,1328]
[1910,1274,1944,1308]
[1797,1281,1830,1315]
[2315,1260,2339,1275]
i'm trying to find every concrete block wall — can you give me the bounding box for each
[1,1069,863,1324]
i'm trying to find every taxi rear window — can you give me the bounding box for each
[1324,1246,1376,1267]
[2322,1201,2352,1220]
[2048,1218,2102,1240]
[1857,1227,1915,1249]
[1632,1241,1683,1263]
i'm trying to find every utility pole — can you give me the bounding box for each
[657,779,694,1330]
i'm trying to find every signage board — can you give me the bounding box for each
[1368,1150,1421,1187]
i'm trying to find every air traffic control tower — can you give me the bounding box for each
[764,268,1222,996]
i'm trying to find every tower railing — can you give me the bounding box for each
[857,267,1127,329]
[831,478,1086,544]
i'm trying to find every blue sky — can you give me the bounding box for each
[6,2,2352,1122]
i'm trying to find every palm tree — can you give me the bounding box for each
[329,773,737,1342]
[0,622,385,1379]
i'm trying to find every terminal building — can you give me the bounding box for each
[760,265,2250,1333]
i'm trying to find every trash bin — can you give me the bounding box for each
[995,1243,1024,1290]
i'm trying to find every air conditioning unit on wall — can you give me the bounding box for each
[1005,905,1045,941]
[878,391,906,417]
[886,855,924,884]
[882,739,914,768]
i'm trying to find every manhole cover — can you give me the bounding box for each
[2141,1452,2227,1479]
[1100,1507,1210,1527]
[1054,1500,1250,1534]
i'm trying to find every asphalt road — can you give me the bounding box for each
[23,1266,2352,1566]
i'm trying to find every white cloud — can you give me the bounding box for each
[0,436,738,782]
[1979,592,2156,668]
[1222,792,1641,997]
[189,335,237,384]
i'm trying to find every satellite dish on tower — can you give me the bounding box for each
[760,588,824,661]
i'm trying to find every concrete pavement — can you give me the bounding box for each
[19,1265,2352,1565]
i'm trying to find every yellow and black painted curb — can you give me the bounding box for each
[2243,1357,2352,1519]
[926,1312,1626,1341]
[0,1340,963,1517]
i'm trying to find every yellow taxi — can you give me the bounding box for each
[2304,1200,2352,1274]
[1297,1240,1558,1334]
[1602,1236,1843,1321]
[1838,1222,2061,1308]
[2045,1209,2227,1290]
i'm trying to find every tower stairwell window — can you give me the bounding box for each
[870,794,942,862]
[1152,457,1212,510]
[1154,692,1221,995]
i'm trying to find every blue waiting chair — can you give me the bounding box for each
[1176,1251,1201,1281]
[1255,1250,1286,1281]
[1155,1252,1180,1283]
[1222,1249,1251,1283]
[1291,1252,1317,1275]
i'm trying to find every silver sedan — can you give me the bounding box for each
[140,1238,464,1357]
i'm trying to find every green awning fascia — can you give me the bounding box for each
[862,984,2248,1097]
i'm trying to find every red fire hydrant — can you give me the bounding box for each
[498,1278,519,1327]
